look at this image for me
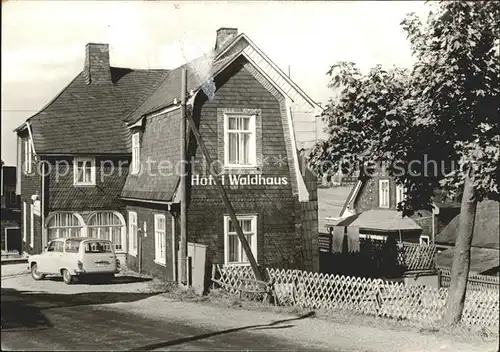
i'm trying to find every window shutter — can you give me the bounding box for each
[132,133,140,174]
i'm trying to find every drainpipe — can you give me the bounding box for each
[138,229,142,275]
[41,161,46,251]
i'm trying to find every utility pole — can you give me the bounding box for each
[179,68,188,286]
[185,107,263,282]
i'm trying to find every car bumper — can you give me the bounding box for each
[73,268,120,275]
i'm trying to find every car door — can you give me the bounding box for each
[39,241,56,274]
[51,240,65,274]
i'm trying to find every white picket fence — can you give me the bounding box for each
[213,265,499,328]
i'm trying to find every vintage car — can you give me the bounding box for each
[28,237,120,284]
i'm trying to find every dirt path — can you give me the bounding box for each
[101,295,499,352]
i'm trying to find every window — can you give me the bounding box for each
[47,241,56,252]
[24,139,33,174]
[224,114,256,167]
[379,179,390,208]
[73,157,96,186]
[154,214,166,264]
[420,235,430,245]
[128,211,138,255]
[224,215,257,265]
[46,213,84,241]
[47,241,63,252]
[88,212,125,251]
[65,239,81,253]
[30,203,34,245]
[396,184,404,206]
[84,240,112,253]
[131,133,140,174]
[23,201,27,242]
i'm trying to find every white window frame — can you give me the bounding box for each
[73,157,96,186]
[46,212,85,242]
[24,139,33,174]
[131,133,140,175]
[128,211,138,256]
[223,214,258,265]
[379,179,390,208]
[420,235,430,245]
[87,212,126,252]
[154,214,167,265]
[30,203,34,246]
[23,201,27,242]
[359,233,387,242]
[396,184,405,205]
[223,113,257,168]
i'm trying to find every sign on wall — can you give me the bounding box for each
[33,200,41,217]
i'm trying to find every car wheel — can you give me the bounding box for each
[31,264,45,281]
[62,269,73,285]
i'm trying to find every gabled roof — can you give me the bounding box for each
[435,200,499,249]
[17,67,169,154]
[126,53,239,125]
[215,33,321,110]
[126,31,322,125]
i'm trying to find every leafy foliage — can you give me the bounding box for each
[309,0,500,215]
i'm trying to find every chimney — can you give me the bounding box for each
[83,43,111,84]
[215,28,238,52]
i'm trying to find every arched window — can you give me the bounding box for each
[46,213,84,241]
[88,212,125,251]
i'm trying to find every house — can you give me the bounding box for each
[1,160,21,253]
[14,28,321,279]
[435,200,499,276]
[14,44,169,265]
[121,28,321,280]
[330,169,461,245]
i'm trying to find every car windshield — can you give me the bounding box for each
[65,239,81,253]
[84,241,113,253]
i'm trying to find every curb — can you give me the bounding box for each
[1,273,29,280]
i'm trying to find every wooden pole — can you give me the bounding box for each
[180,68,188,285]
[185,107,263,282]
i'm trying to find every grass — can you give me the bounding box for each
[141,278,499,345]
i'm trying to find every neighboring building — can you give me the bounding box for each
[14,28,321,279]
[1,160,21,253]
[436,200,499,276]
[331,170,461,244]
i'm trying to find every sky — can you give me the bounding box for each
[1,0,429,166]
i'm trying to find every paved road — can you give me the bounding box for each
[1,286,327,351]
[2,265,498,352]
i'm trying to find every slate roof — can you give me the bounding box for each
[24,67,169,154]
[120,107,181,202]
[435,200,500,249]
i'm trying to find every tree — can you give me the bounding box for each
[309,0,499,326]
